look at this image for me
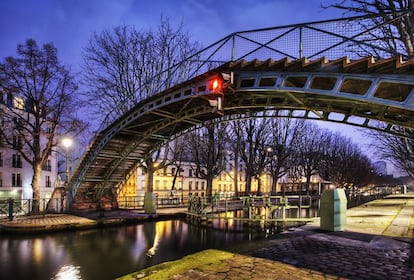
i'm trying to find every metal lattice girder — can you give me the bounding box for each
[220,56,414,134]
[69,56,414,200]
[68,74,225,198]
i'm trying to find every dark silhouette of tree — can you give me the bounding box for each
[231,115,271,195]
[319,132,373,190]
[370,127,414,177]
[326,1,414,177]
[82,16,201,120]
[186,123,228,198]
[295,122,327,193]
[0,39,85,213]
[266,116,307,195]
[324,0,414,58]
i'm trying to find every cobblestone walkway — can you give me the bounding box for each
[247,232,414,280]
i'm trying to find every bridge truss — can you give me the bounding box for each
[68,11,414,205]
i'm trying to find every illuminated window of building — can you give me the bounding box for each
[13,96,24,109]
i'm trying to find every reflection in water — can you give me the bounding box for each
[0,219,267,280]
[52,265,82,280]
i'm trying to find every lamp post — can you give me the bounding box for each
[62,137,72,183]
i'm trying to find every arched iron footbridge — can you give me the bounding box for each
[67,12,414,208]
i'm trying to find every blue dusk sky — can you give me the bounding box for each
[0,0,342,70]
[0,0,395,173]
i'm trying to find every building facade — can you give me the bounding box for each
[0,91,59,201]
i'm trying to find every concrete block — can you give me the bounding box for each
[320,189,347,231]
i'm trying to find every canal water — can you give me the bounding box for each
[0,219,270,280]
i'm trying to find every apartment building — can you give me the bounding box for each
[0,91,58,200]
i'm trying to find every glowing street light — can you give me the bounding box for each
[62,137,72,182]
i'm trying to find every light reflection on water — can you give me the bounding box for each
[0,219,264,280]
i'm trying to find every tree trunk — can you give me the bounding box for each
[271,176,278,195]
[31,163,42,214]
[206,176,213,198]
[233,153,239,196]
[146,165,154,193]
[245,173,252,195]
[257,175,262,195]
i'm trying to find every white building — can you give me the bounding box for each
[0,91,59,201]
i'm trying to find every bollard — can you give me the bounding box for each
[8,198,14,221]
[144,192,157,214]
[320,189,347,231]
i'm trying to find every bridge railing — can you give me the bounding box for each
[95,11,414,132]
[71,11,414,198]
[117,194,190,210]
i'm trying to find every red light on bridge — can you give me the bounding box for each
[209,77,223,92]
[212,79,219,90]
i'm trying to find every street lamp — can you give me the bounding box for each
[62,137,72,183]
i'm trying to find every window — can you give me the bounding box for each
[163,180,168,190]
[12,154,22,168]
[188,181,192,191]
[42,159,52,171]
[0,172,2,187]
[155,180,160,190]
[45,175,51,188]
[13,135,22,149]
[12,173,22,187]
[195,181,199,190]
[188,169,193,177]
[201,182,205,190]
[171,168,176,175]
[0,152,2,167]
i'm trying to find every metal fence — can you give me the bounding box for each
[117,194,190,210]
[0,198,66,221]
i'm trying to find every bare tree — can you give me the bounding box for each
[231,115,271,195]
[370,127,414,177]
[319,132,373,190]
[324,0,414,57]
[186,123,228,198]
[326,0,414,176]
[295,123,328,193]
[266,116,307,195]
[82,16,201,119]
[0,39,85,213]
